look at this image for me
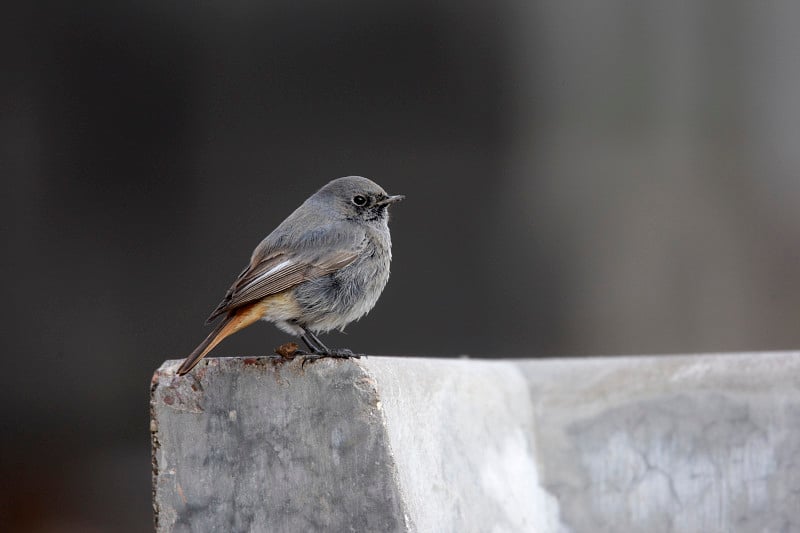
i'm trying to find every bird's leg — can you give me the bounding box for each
[300,328,328,354]
[299,327,361,366]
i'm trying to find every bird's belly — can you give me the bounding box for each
[257,290,304,322]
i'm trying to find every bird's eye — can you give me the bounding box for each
[352,195,368,206]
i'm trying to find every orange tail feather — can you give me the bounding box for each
[177,302,266,375]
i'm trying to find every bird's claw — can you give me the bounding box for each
[301,349,362,368]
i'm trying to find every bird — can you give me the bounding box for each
[176,176,404,375]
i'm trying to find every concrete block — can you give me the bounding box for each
[151,352,800,532]
[517,352,800,533]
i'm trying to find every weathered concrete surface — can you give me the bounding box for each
[151,357,408,532]
[517,352,800,533]
[152,352,800,532]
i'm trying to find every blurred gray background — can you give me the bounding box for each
[3,0,800,530]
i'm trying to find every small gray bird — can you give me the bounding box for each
[177,176,404,375]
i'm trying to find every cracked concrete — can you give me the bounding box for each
[519,352,800,533]
[152,352,800,532]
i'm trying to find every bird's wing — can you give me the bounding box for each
[205,227,363,323]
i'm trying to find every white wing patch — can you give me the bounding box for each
[260,259,293,279]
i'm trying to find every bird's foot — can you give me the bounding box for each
[301,348,363,367]
[328,348,362,359]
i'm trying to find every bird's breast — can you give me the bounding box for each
[294,234,392,331]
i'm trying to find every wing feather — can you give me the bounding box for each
[205,248,359,323]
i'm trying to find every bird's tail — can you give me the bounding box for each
[177,302,265,375]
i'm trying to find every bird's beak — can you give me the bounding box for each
[378,194,405,206]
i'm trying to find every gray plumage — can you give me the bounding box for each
[177,176,403,375]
